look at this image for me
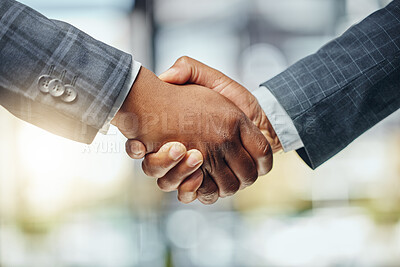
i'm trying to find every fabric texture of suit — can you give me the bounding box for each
[0,0,136,143]
[263,0,400,169]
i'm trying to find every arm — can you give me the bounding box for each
[112,67,273,204]
[126,57,281,204]
[0,1,274,205]
[0,0,139,143]
[143,0,400,184]
[263,0,400,168]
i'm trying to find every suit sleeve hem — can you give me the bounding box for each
[252,86,304,152]
[99,59,142,134]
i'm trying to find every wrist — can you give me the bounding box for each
[111,67,161,128]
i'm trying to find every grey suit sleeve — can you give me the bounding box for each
[0,0,139,144]
[262,0,400,169]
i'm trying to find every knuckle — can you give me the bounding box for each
[177,56,191,65]
[220,181,240,197]
[198,185,218,201]
[142,158,173,178]
[196,171,219,204]
[157,178,174,192]
[258,145,273,176]
[256,136,271,157]
[221,132,236,144]
[197,187,216,197]
[215,134,237,154]
[142,161,158,177]
[142,161,156,177]
[261,141,272,157]
[230,116,245,136]
[224,139,239,153]
[241,169,258,188]
[202,153,217,176]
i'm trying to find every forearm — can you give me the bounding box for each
[111,67,159,138]
[0,0,139,143]
[263,0,400,168]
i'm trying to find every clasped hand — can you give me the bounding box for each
[112,57,280,204]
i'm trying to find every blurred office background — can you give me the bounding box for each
[0,0,400,266]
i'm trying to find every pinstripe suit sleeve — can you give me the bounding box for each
[262,0,400,169]
[0,0,140,144]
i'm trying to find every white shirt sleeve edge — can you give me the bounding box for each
[99,60,142,134]
[252,86,304,152]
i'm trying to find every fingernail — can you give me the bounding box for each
[130,144,143,157]
[132,151,142,157]
[187,152,203,167]
[169,144,185,160]
[159,68,177,80]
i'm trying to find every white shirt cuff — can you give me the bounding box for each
[99,60,142,134]
[252,86,304,152]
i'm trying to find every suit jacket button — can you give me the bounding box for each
[38,75,53,93]
[61,85,77,103]
[48,79,65,97]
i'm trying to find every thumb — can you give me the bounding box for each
[159,56,223,89]
[159,66,191,85]
[125,140,147,159]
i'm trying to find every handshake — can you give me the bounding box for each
[111,57,282,205]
